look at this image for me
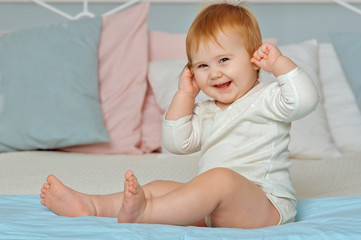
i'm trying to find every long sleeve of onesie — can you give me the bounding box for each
[162,113,202,155]
[262,67,319,122]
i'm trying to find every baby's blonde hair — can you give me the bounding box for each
[186,2,262,68]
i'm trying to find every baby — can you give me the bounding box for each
[40,2,319,228]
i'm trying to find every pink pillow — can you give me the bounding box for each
[62,3,149,154]
[139,83,162,153]
[139,31,189,153]
[149,31,187,61]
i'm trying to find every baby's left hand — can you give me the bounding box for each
[251,43,282,73]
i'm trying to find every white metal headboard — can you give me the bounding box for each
[333,0,361,15]
[32,0,139,20]
[24,0,361,19]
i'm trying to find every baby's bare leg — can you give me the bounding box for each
[40,174,185,218]
[118,168,280,228]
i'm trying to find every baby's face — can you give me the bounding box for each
[191,32,259,109]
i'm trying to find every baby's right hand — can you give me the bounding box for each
[178,65,200,99]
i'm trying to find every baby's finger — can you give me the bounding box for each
[253,50,266,61]
[255,44,269,57]
[250,57,261,67]
[259,46,270,58]
[252,51,262,61]
[261,43,271,53]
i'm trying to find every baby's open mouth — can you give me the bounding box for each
[215,81,231,89]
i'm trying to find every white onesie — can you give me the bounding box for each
[162,67,319,224]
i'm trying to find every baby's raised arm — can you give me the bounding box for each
[165,66,200,121]
[251,43,319,122]
[251,43,297,77]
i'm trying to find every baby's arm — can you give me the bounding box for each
[163,66,202,154]
[165,66,200,121]
[251,43,319,121]
[251,43,297,77]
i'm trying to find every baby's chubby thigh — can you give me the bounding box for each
[200,167,279,228]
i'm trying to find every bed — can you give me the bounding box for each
[1,0,361,239]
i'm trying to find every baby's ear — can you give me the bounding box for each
[251,60,260,71]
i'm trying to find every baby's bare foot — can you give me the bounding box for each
[40,175,96,217]
[118,170,148,223]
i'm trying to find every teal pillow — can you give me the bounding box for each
[0,18,109,152]
[330,32,361,111]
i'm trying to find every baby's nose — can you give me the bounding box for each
[210,69,223,79]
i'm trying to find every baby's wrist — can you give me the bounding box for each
[177,89,197,99]
[272,56,297,77]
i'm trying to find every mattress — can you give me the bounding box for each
[1,195,361,240]
[290,154,361,199]
[1,151,360,199]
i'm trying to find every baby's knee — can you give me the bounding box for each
[206,167,237,177]
[204,168,243,186]
[148,180,167,186]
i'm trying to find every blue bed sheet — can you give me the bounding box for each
[0,195,360,240]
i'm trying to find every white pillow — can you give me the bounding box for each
[148,40,341,159]
[318,43,361,154]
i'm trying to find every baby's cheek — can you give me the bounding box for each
[193,73,202,83]
[196,79,208,92]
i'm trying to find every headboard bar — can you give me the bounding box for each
[33,0,74,19]
[334,0,361,15]
[32,0,139,20]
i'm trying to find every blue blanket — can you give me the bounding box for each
[0,195,360,239]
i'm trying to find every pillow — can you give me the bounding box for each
[148,40,341,159]
[319,43,361,154]
[0,17,109,152]
[330,33,361,111]
[62,3,150,154]
[141,30,204,153]
[139,83,162,153]
[149,31,187,61]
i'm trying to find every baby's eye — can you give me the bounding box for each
[220,58,229,63]
[198,64,208,69]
